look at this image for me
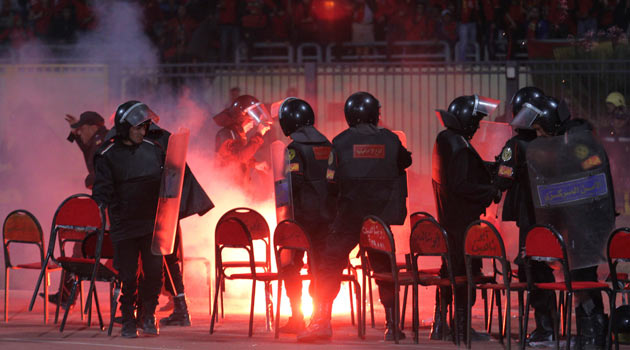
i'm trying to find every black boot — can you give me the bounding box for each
[279,298,305,333]
[159,295,191,327]
[456,306,489,343]
[141,302,159,336]
[527,311,554,344]
[297,302,332,342]
[430,289,451,340]
[577,308,607,350]
[384,307,406,341]
[121,303,138,338]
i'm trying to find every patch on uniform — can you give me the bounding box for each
[574,144,589,160]
[353,144,385,158]
[501,147,513,162]
[289,163,300,172]
[326,169,335,180]
[581,155,602,170]
[288,149,296,161]
[498,165,514,178]
[313,146,331,160]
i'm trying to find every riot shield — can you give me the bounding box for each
[526,130,615,269]
[151,128,190,255]
[271,140,293,223]
[470,120,513,162]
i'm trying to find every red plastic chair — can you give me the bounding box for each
[359,215,412,344]
[28,194,106,332]
[210,217,278,337]
[409,216,465,345]
[214,208,272,325]
[607,227,630,350]
[3,209,61,323]
[522,225,613,350]
[464,220,527,350]
[272,219,363,339]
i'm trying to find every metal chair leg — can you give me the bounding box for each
[59,280,79,332]
[248,280,256,337]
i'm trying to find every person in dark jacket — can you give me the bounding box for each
[93,101,165,338]
[44,111,110,307]
[276,98,333,333]
[298,91,412,342]
[493,87,557,344]
[93,101,213,338]
[432,95,501,343]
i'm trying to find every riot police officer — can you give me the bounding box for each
[298,92,412,342]
[277,98,333,333]
[432,95,501,343]
[512,97,613,349]
[92,101,165,338]
[494,87,557,344]
[213,94,272,193]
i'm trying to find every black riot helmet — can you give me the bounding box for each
[436,95,500,138]
[344,91,380,127]
[114,100,159,139]
[612,305,630,333]
[278,98,315,136]
[511,96,563,136]
[510,86,545,118]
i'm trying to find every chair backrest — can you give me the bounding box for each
[409,217,448,256]
[607,227,630,287]
[3,209,45,267]
[52,194,104,256]
[464,220,510,284]
[524,225,565,261]
[360,216,395,255]
[215,217,255,272]
[410,211,433,230]
[218,207,269,241]
[273,220,312,273]
[82,231,115,260]
[464,220,506,259]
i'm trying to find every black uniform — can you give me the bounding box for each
[283,125,333,308]
[432,128,496,308]
[92,137,165,318]
[67,125,108,189]
[599,124,630,215]
[319,123,411,308]
[494,130,556,331]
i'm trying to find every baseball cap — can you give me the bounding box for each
[71,111,105,128]
[606,92,626,108]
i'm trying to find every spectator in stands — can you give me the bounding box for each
[28,0,54,39]
[526,6,549,40]
[405,2,435,41]
[546,1,571,39]
[437,8,458,59]
[576,0,597,37]
[292,0,317,43]
[384,0,412,58]
[241,0,269,60]
[49,5,77,43]
[162,5,197,62]
[186,7,219,62]
[74,0,96,31]
[0,13,33,48]
[351,0,375,56]
[217,0,241,62]
[456,0,480,61]
[268,5,289,42]
[479,0,500,60]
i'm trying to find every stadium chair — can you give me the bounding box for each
[522,225,613,350]
[273,219,362,339]
[3,209,61,324]
[464,220,527,350]
[210,217,278,337]
[28,194,107,332]
[607,227,630,350]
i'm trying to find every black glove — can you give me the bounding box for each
[493,187,502,204]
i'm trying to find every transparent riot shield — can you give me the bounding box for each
[271,140,293,223]
[151,128,190,255]
[470,120,513,162]
[526,130,615,269]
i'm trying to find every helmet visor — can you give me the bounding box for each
[473,95,501,117]
[120,103,160,126]
[510,102,542,130]
[244,102,271,125]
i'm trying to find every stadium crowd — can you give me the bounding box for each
[0,0,629,62]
